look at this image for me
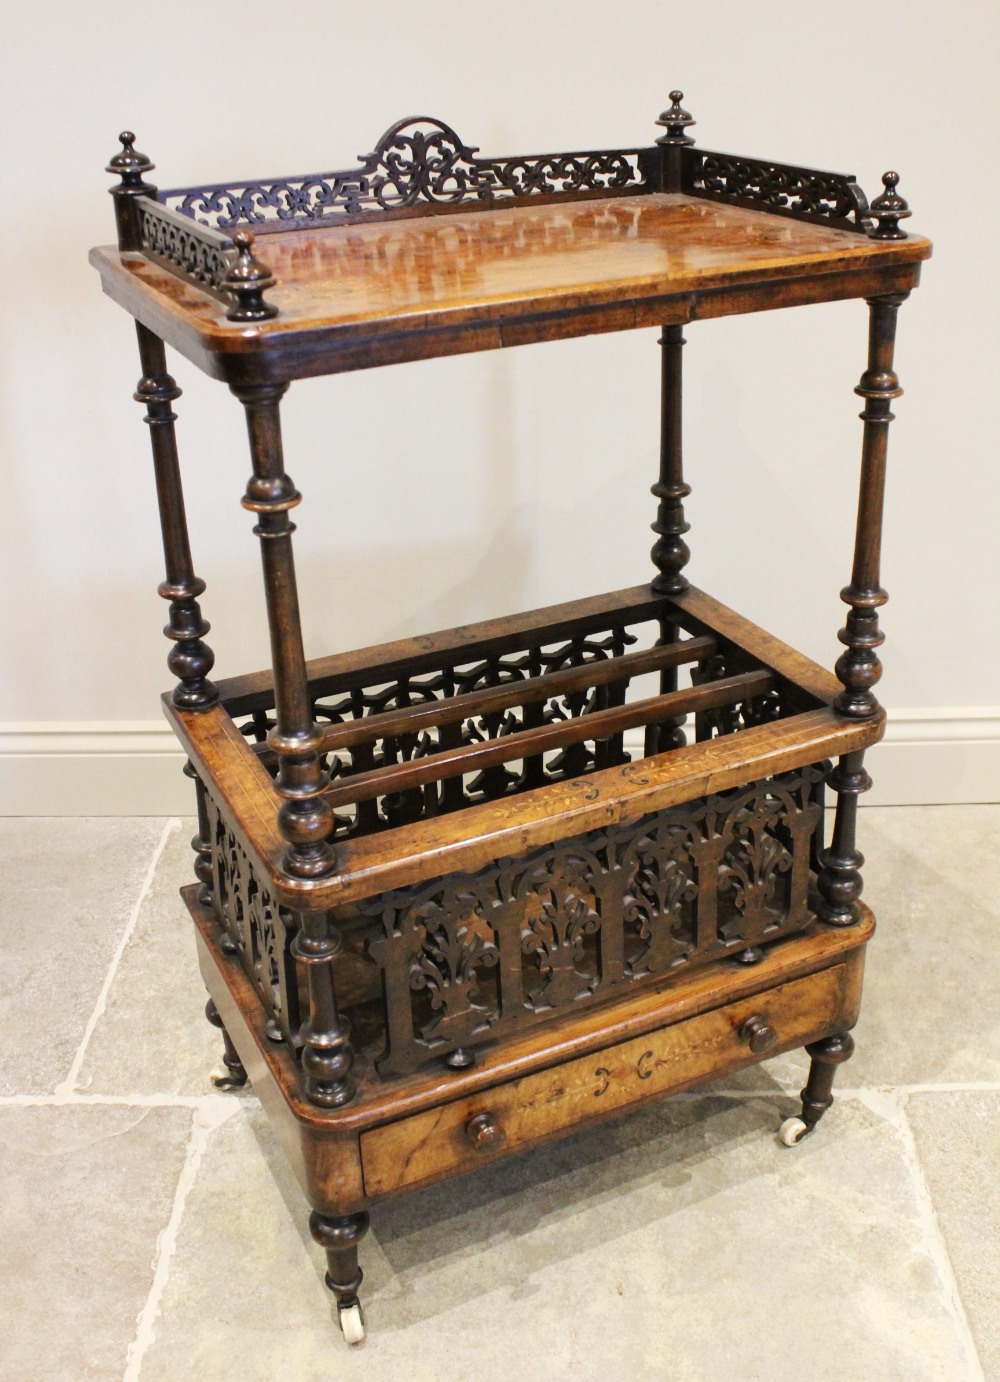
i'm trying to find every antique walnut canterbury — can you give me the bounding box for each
[91,96,930,1344]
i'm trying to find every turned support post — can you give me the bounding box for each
[819,293,907,924]
[834,293,907,721]
[205,997,248,1089]
[309,1211,370,1308]
[800,1032,855,1130]
[183,761,215,908]
[106,134,218,712]
[648,323,691,753]
[651,324,691,596]
[234,383,337,880]
[292,910,357,1107]
[816,750,871,925]
[131,325,219,711]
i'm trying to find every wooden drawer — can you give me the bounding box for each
[361,963,850,1198]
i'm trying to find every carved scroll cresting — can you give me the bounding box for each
[159,117,647,230]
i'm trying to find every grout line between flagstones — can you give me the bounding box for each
[123,1099,244,1382]
[54,818,181,1098]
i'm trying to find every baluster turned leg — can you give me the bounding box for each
[233,384,356,1107]
[292,910,357,1107]
[780,1032,856,1146]
[133,325,218,712]
[233,383,336,881]
[800,1033,855,1130]
[111,135,215,713]
[818,293,907,926]
[205,997,248,1090]
[650,323,691,753]
[309,1211,370,1343]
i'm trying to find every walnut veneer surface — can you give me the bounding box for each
[90,192,930,379]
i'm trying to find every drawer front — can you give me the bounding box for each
[361,963,851,1198]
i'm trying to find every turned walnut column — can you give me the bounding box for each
[647,94,696,758]
[647,323,691,754]
[234,383,337,880]
[292,910,357,1107]
[818,292,907,925]
[133,327,219,712]
[106,133,218,715]
[234,384,356,1105]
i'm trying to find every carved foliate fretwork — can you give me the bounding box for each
[368,877,501,1056]
[718,802,793,946]
[236,616,812,848]
[691,652,786,739]
[360,764,827,1075]
[251,622,645,836]
[622,827,697,977]
[519,850,602,1010]
[685,149,872,234]
[205,793,301,1043]
[158,117,648,231]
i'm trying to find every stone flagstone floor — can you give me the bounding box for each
[1,807,998,1381]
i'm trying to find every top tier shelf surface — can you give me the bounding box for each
[90,191,931,385]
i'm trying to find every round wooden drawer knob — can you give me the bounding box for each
[465,1111,507,1153]
[739,1015,778,1054]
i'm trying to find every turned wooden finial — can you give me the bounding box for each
[106,131,157,251]
[656,91,696,146]
[869,171,911,240]
[106,130,155,182]
[224,231,279,321]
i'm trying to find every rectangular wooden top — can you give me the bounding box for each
[91,191,930,384]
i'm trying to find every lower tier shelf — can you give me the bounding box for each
[168,581,883,911]
[192,883,872,1214]
[169,580,882,1084]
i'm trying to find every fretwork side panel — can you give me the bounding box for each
[205,791,303,1046]
[200,763,827,1082]
[230,611,811,843]
[359,763,828,1075]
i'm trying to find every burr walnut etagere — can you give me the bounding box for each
[92,95,929,1344]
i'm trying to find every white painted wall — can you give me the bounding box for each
[2,0,998,812]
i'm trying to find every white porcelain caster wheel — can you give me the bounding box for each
[779,1116,810,1147]
[338,1302,365,1345]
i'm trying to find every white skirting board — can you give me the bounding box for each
[1,711,998,816]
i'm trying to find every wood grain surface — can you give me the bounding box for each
[193,883,872,1139]
[91,192,930,382]
[359,961,854,1196]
